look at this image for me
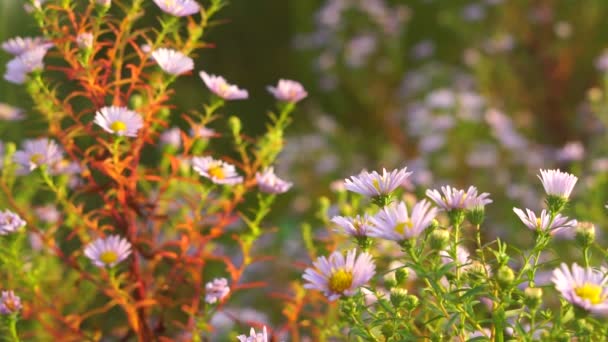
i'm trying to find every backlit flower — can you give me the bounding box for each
[331,214,373,237]
[368,200,437,241]
[426,185,489,211]
[84,235,132,268]
[152,0,200,16]
[255,167,292,194]
[76,32,94,49]
[94,106,143,137]
[538,169,577,199]
[151,48,194,75]
[344,166,411,197]
[4,46,47,84]
[13,138,63,173]
[192,156,243,185]
[552,263,608,315]
[267,79,308,103]
[303,249,375,301]
[237,326,268,342]
[0,209,26,235]
[2,36,51,56]
[0,291,22,314]
[205,278,230,304]
[199,71,248,100]
[513,208,577,236]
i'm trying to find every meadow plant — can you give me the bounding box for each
[0,0,308,340]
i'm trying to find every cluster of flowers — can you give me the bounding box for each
[301,164,608,337]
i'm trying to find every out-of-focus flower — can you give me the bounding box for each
[84,235,132,268]
[152,0,200,17]
[554,21,572,39]
[13,138,63,173]
[513,208,577,236]
[151,48,194,75]
[538,169,577,199]
[76,32,94,49]
[303,249,375,301]
[4,47,48,84]
[190,124,217,139]
[595,51,608,72]
[94,106,143,137]
[461,4,485,21]
[97,0,111,6]
[556,142,584,162]
[345,34,376,67]
[439,246,470,268]
[255,167,292,194]
[267,79,307,103]
[160,127,182,148]
[192,156,243,185]
[34,205,61,224]
[426,185,491,211]
[411,40,435,60]
[0,103,25,121]
[204,278,230,304]
[369,200,437,241]
[344,167,411,197]
[24,0,47,13]
[0,291,22,314]
[426,88,455,109]
[237,326,268,342]
[331,214,373,237]
[2,36,52,56]
[552,263,608,315]
[199,71,248,100]
[0,209,26,235]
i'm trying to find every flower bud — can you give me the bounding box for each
[429,219,440,230]
[545,195,568,214]
[384,273,397,290]
[429,229,450,250]
[575,222,595,247]
[395,267,409,286]
[496,265,515,287]
[228,116,242,137]
[448,209,466,226]
[389,288,408,307]
[466,206,485,226]
[404,294,419,310]
[523,287,543,309]
[381,323,395,339]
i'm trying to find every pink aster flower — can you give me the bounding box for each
[2,36,52,56]
[199,71,248,100]
[0,291,22,315]
[34,205,61,224]
[538,169,577,199]
[84,235,132,268]
[152,0,200,17]
[331,214,373,237]
[426,185,490,211]
[344,166,411,197]
[151,48,194,75]
[513,208,577,236]
[237,326,268,342]
[204,278,230,304]
[13,138,63,174]
[0,209,26,235]
[552,263,608,315]
[4,46,48,84]
[94,106,143,137]
[160,127,182,148]
[368,200,437,241]
[255,167,292,194]
[303,249,376,301]
[267,79,308,103]
[0,103,25,121]
[192,156,243,185]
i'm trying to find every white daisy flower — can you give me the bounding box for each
[152,0,200,17]
[513,208,577,236]
[0,103,25,121]
[237,326,268,342]
[4,46,48,84]
[2,36,52,56]
[151,48,194,75]
[255,167,292,194]
[199,71,248,100]
[538,169,577,199]
[331,214,373,237]
[552,263,608,315]
[94,106,143,137]
[368,200,437,241]
[267,79,308,103]
[192,156,243,185]
[204,278,230,304]
[344,166,411,197]
[426,185,490,211]
[84,235,132,268]
[13,138,63,174]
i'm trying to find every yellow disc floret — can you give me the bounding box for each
[110,120,127,133]
[100,251,119,265]
[208,165,226,180]
[575,283,604,304]
[328,269,353,293]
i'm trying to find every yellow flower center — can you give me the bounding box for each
[100,251,119,265]
[110,120,127,132]
[208,165,226,180]
[575,283,604,304]
[394,220,414,235]
[328,269,353,293]
[30,153,43,164]
[535,218,542,229]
